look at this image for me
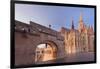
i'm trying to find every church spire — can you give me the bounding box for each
[90,25,93,33]
[78,12,84,32]
[79,12,83,22]
[71,17,74,30]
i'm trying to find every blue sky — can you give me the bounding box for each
[15,4,94,31]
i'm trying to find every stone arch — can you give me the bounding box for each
[35,40,58,62]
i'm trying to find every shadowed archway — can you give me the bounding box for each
[35,41,57,62]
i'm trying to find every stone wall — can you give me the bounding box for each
[15,20,66,66]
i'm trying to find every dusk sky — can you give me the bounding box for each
[15,4,95,31]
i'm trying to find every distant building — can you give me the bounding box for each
[35,44,56,62]
[60,13,94,54]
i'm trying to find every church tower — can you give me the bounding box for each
[78,13,84,32]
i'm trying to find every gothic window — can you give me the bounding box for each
[82,36,85,46]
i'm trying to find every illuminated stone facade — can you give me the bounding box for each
[60,14,94,54]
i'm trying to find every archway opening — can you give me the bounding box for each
[35,42,57,62]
